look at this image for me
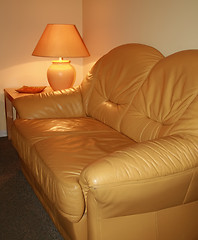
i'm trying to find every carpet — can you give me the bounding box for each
[0,137,64,240]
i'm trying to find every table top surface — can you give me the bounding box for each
[4,86,52,101]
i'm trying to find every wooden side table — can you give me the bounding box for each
[4,87,52,140]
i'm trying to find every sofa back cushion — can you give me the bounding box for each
[121,49,198,142]
[81,44,198,142]
[82,44,163,131]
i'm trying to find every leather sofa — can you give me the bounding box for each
[12,44,198,240]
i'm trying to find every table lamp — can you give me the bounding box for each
[32,24,90,90]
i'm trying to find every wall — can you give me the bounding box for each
[83,0,198,75]
[2,0,198,137]
[0,0,83,136]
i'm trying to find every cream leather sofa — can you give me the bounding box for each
[12,44,198,240]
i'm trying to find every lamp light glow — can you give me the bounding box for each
[32,24,90,90]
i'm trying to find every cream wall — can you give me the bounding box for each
[1,0,198,137]
[83,0,198,75]
[0,0,83,136]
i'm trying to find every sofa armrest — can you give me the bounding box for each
[80,135,198,217]
[13,86,86,119]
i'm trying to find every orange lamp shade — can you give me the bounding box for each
[32,24,90,90]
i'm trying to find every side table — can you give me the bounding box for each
[4,86,52,140]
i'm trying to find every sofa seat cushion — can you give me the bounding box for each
[13,117,115,144]
[12,117,116,162]
[12,117,135,223]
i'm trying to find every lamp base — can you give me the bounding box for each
[47,60,75,90]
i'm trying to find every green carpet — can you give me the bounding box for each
[0,137,64,240]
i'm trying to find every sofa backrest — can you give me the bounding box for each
[81,44,198,142]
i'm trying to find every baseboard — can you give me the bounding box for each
[0,130,7,137]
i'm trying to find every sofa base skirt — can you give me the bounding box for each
[88,201,198,240]
[20,161,87,240]
[20,160,198,240]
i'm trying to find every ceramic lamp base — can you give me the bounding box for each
[47,60,75,90]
